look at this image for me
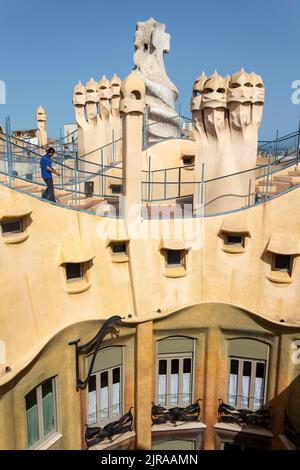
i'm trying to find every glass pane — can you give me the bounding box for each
[254,362,265,410]
[274,254,290,271]
[112,368,121,417]
[100,371,109,421]
[241,361,252,408]
[25,389,39,447]
[66,263,82,280]
[228,359,238,407]
[158,360,167,406]
[42,380,55,436]
[170,359,179,405]
[88,375,97,425]
[182,358,192,404]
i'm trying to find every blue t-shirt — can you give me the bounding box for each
[40,154,52,179]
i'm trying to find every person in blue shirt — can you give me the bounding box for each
[40,147,60,202]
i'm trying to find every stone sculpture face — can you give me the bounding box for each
[110,75,122,98]
[85,79,99,104]
[202,72,227,109]
[190,73,207,112]
[228,69,253,104]
[251,72,265,104]
[36,107,46,122]
[120,71,145,114]
[73,82,86,106]
[98,76,112,101]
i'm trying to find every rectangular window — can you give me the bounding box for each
[228,358,266,410]
[273,254,291,272]
[157,354,193,408]
[87,366,122,425]
[65,263,83,281]
[110,184,123,194]
[1,219,23,235]
[224,233,244,247]
[182,156,194,165]
[25,378,57,448]
[166,249,183,267]
[111,243,127,255]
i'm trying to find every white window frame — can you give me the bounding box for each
[156,352,194,408]
[25,377,58,449]
[87,364,123,426]
[228,356,268,410]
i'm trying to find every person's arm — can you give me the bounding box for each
[46,165,60,177]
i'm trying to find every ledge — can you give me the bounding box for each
[89,430,136,450]
[222,244,245,254]
[267,271,293,284]
[214,422,273,438]
[111,254,129,263]
[278,434,297,450]
[66,279,92,294]
[2,230,30,245]
[164,267,187,278]
[152,422,206,432]
[30,432,63,450]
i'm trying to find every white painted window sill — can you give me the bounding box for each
[88,430,136,450]
[152,422,206,432]
[30,432,63,450]
[214,422,273,438]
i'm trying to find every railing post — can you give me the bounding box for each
[178,166,181,198]
[74,147,78,209]
[147,155,151,203]
[143,108,148,150]
[112,129,115,165]
[200,163,205,207]
[296,117,300,166]
[164,169,167,200]
[60,128,64,190]
[5,116,13,187]
[101,149,104,197]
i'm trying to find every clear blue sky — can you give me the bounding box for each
[0,0,299,139]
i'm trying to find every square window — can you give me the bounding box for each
[65,263,83,281]
[182,156,194,165]
[1,219,23,235]
[110,184,123,194]
[111,243,126,255]
[166,249,183,266]
[224,233,244,246]
[273,254,291,272]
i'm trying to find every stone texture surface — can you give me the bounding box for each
[133,17,180,143]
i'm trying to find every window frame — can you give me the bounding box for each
[156,351,194,408]
[227,356,268,411]
[272,253,292,274]
[65,262,84,282]
[1,218,23,236]
[86,350,124,427]
[165,249,186,268]
[25,377,58,449]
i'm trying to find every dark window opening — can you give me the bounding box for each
[182,156,194,165]
[100,371,108,389]
[225,233,245,246]
[1,219,23,235]
[143,43,148,52]
[110,184,123,194]
[159,360,167,375]
[111,243,126,255]
[166,249,182,266]
[273,254,291,272]
[65,263,83,281]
